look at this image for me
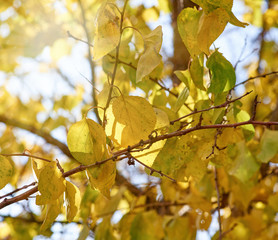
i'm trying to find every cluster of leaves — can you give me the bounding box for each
[1,0,278,239]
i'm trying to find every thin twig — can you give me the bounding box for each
[77,0,102,124]
[96,200,189,218]
[1,153,51,162]
[217,223,238,240]
[0,182,37,200]
[113,56,193,111]
[132,156,176,182]
[170,91,252,124]
[102,0,129,128]
[0,115,72,158]
[234,71,278,89]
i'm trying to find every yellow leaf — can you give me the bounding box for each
[36,162,66,205]
[31,158,49,180]
[130,210,164,239]
[40,200,60,232]
[197,8,229,54]
[65,181,81,222]
[105,96,157,147]
[133,108,169,166]
[92,2,121,60]
[165,217,196,240]
[87,160,116,198]
[136,26,163,82]
[177,7,202,57]
[95,217,117,240]
[0,155,14,189]
[67,118,107,165]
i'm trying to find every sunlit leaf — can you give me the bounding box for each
[92,2,121,60]
[40,200,60,232]
[174,70,191,88]
[105,96,157,147]
[67,118,107,165]
[0,155,14,189]
[234,107,255,141]
[197,8,229,54]
[65,181,81,222]
[136,26,163,82]
[177,7,202,57]
[133,108,169,166]
[173,85,190,112]
[36,161,65,205]
[87,152,116,198]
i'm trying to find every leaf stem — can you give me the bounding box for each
[103,0,129,128]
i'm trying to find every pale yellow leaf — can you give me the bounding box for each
[36,162,66,205]
[65,181,81,222]
[92,2,121,60]
[133,108,169,166]
[87,158,116,198]
[0,156,14,189]
[136,26,163,82]
[67,118,107,165]
[105,96,157,147]
[197,8,229,54]
[177,7,202,57]
[40,200,60,232]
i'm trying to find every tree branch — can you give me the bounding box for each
[77,0,102,124]
[1,118,278,209]
[0,114,72,158]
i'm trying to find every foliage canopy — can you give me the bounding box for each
[0,0,278,239]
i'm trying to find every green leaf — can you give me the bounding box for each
[197,8,229,54]
[257,129,278,163]
[189,55,205,90]
[177,7,202,57]
[207,50,236,94]
[36,161,66,205]
[65,181,81,222]
[130,211,164,240]
[92,2,121,60]
[228,141,260,183]
[136,26,163,82]
[105,96,157,147]
[67,118,107,165]
[234,107,255,141]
